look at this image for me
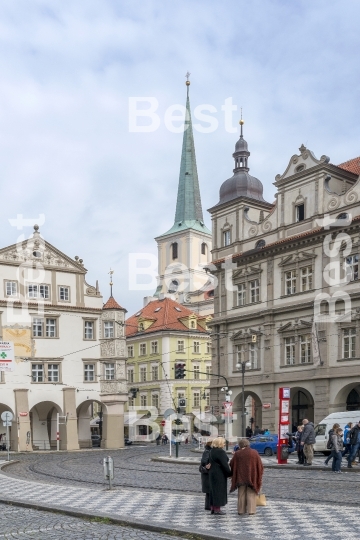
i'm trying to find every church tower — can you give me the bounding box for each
[154,77,213,315]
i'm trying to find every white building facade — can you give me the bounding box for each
[0,225,127,451]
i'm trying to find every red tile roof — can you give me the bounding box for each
[337,156,360,176]
[103,296,125,310]
[126,297,210,337]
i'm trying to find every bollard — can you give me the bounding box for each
[103,456,114,489]
[175,441,179,458]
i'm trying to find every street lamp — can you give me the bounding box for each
[236,361,251,438]
[220,386,233,450]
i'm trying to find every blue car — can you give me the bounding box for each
[248,434,295,457]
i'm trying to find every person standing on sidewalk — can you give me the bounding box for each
[347,420,360,468]
[324,423,340,466]
[300,419,316,466]
[295,426,305,464]
[342,423,352,458]
[200,440,212,511]
[331,428,344,473]
[209,437,232,515]
[230,438,264,516]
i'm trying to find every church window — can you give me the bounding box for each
[172,242,178,260]
[223,230,231,246]
[201,243,207,255]
[296,204,305,222]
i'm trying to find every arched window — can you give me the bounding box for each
[255,239,266,249]
[168,280,179,293]
[191,320,196,329]
[172,242,178,260]
[139,322,144,332]
[201,242,207,255]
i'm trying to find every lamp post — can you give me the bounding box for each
[236,361,251,438]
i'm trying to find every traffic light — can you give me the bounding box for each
[179,398,186,408]
[175,363,186,379]
[129,387,139,398]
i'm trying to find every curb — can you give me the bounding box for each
[0,497,245,540]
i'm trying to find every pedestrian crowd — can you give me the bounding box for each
[323,420,360,472]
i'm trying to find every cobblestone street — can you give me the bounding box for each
[2,446,360,539]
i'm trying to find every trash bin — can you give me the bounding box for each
[280,445,289,460]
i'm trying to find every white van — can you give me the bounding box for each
[314,411,360,452]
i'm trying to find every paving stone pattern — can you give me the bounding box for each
[0,503,184,539]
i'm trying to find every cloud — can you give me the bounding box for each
[0,0,359,314]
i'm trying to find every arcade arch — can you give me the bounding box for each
[77,399,106,448]
[334,382,360,412]
[30,401,62,450]
[233,391,262,437]
[290,387,314,427]
[0,403,15,450]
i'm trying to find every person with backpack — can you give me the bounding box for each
[324,423,340,466]
[331,428,344,473]
[347,420,360,468]
[342,423,353,458]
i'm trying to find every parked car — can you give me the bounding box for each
[91,434,101,447]
[249,434,295,457]
[125,437,133,446]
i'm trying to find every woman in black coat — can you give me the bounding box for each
[200,440,212,510]
[209,437,232,515]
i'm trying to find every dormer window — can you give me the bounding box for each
[172,242,178,260]
[296,204,305,222]
[191,320,196,329]
[139,322,144,332]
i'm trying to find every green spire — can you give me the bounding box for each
[159,79,210,237]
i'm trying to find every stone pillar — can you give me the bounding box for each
[100,395,127,449]
[261,384,275,432]
[14,389,32,452]
[59,388,79,450]
[314,379,330,424]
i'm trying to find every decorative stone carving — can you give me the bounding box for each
[261,220,272,232]
[248,225,258,237]
[345,190,358,204]
[100,380,127,394]
[100,340,115,357]
[328,197,340,210]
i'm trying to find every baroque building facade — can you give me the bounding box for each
[208,122,360,433]
[153,82,214,316]
[125,297,212,435]
[0,225,127,451]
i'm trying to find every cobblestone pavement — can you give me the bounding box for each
[0,503,185,539]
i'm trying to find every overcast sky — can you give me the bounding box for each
[1,0,359,315]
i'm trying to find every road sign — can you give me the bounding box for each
[223,401,233,411]
[263,403,271,409]
[1,411,13,422]
[3,421,12,427]
[0,342,14,372]
[161,420,166,427]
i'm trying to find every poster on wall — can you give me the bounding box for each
[0,342,14,371]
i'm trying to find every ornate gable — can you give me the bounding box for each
[278,251,316,268]
[275,144,330,183]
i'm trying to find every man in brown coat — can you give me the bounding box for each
[230,438,264,515]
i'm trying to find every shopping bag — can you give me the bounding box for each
[256,493,267,506]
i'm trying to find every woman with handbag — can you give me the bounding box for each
[230,438,264,515]
[200,439,212,511]
[209,437,232,515]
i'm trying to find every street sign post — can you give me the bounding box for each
[0,342,14,372]
[1,411,13,461]
[278,387,290,464]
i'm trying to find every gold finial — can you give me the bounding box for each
[185,71,191,86]
[239,107,244,125]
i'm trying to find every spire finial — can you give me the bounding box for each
[109,268,114,297]
[185,71,190,96]
[239,108,244,137]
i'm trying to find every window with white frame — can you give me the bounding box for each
[236,344,245,364]
[104,363,115,380]
[5,281,17,297]
[84,320,94,340]
[285,337,295,365]
[205,392,210,406]
[193,341,200,353]
[177,340,185,352]
[140,366,147,382]
[285,270,296,295]
[140,394,147,407]
[48,364,59,382]
[32,364,44,382]
[32,318,43,337]
[343,328,356,358]
[345,255,359,282]
[151,394,159,409]
[206,342,211,355]
[128,396,134,407]
[151,365,159,381]
[193,365,200,379]
[300,334,311,363]
[205,365,211,377]
[59,286,69,301]
[151,341,158,354]
[139,343,147,356]
[127,345,134,358]
[84,364,95,382]
[127,368,134,383]
[193,392,200,407]
[46,319,57,338]
[301,266,313,292]
[237,283,246,306]
[104,321,114,339]
[27,284,50,299]
[249,344,258,369]
[249,280,259,303]
[223,230,231,246]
